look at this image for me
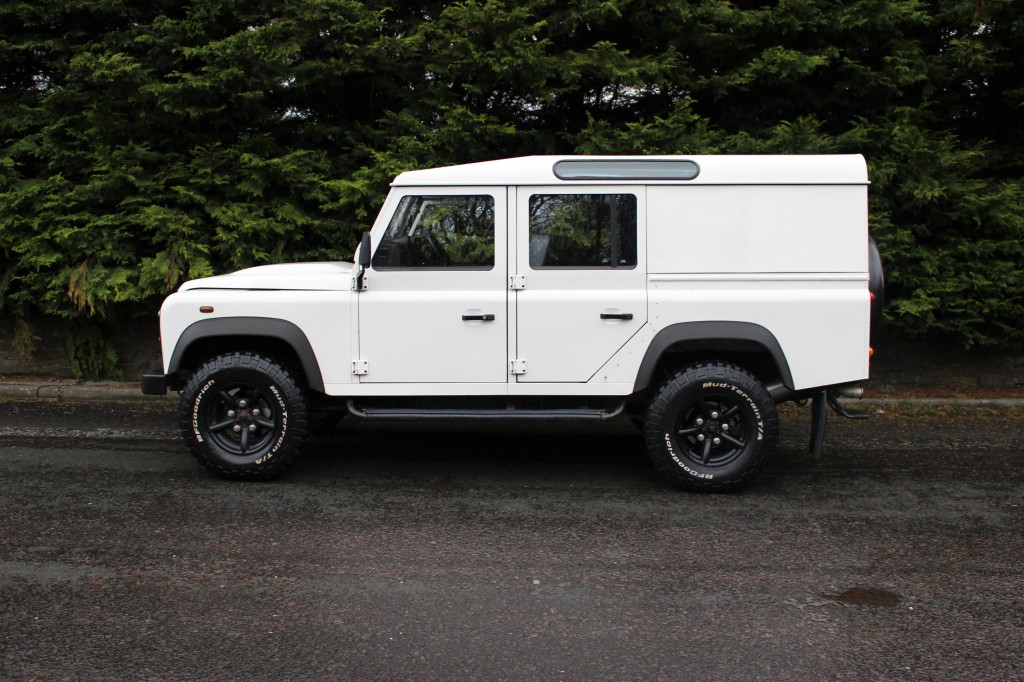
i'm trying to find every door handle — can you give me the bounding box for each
[600,313,633,320]
[462,314,496,321]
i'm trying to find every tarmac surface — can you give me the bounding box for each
[1,395,1023,680]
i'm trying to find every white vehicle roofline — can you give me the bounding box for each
[391,154,869,187]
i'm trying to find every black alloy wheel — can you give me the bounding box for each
[645,362,778,491]
[673,394,753,468]
[201,382,280,457]
[179,352,308,480]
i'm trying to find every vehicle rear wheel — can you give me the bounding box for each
[179,352,308,480]
[645,362,778,491]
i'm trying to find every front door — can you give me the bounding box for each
[512,186,647,383]
[358,187,508,384]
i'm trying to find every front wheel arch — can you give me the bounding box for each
[168,318,325,394]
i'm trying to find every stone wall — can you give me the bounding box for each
[0,316,161,379]
[1,316,1022,389]
[866,335,1024,389]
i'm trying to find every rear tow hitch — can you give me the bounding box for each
[809,388,869,460]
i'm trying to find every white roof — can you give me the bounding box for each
[392,154,869,186]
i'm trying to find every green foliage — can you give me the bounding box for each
[63,322,124,381]
[1,0,1022,348]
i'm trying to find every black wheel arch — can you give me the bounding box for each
[632,321,794,394]
[167,317,325,394]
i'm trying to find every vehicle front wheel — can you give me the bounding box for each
[179,352,308,480]
[644,362,778,491]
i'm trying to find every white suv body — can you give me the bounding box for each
[144,155,879,490]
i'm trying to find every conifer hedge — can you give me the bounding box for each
[2,0,1022,353]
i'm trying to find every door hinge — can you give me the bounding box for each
[510,359,527,375]
[509,274,527,290]
[352,360,369,376]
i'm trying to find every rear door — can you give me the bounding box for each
[512,186,647,383]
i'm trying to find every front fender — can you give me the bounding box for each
[167,317,325,393]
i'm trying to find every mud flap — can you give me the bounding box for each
[809,389,870,459]
[809,388,829,460]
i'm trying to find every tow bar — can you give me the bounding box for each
[809,388,869,459]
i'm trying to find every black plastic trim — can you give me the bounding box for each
[347,400,625,422]
[167,317,325,393]
[141,371,169,396]
[632,321,794,393]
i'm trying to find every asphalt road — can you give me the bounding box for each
[1,398,1022,681]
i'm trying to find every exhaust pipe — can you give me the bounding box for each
[767,382,798,402]
[766,383,864,402]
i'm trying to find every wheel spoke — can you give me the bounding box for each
[720,432,745,448]
[677,425,701,436]
[239,427,250,453]
[209,418,235,433]
[700,437,713,464]
[720,405,740,420]
[218,390,237,406]
[254,417,275,430]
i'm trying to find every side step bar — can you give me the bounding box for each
[347,400,625,422]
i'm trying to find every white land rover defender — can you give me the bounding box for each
[143,155,884,491]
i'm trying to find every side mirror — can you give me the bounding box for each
[358,232,372,268]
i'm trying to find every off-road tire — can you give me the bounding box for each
[179,352,308,480]
[645,362,778,491]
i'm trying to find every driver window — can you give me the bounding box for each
[372,195,495,269]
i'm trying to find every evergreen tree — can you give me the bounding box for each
[1,0,1022,354]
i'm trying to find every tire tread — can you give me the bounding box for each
[644,362,779,492]
[178,352,308,480]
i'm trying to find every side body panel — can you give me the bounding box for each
[159,289,354,390]
[643,184,871,389]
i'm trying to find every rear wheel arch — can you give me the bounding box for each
[632,322,794,394]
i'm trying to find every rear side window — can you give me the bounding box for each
[372,195,495,269]
[528,194,637,268]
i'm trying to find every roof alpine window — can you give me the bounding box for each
[553,159,699,181]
